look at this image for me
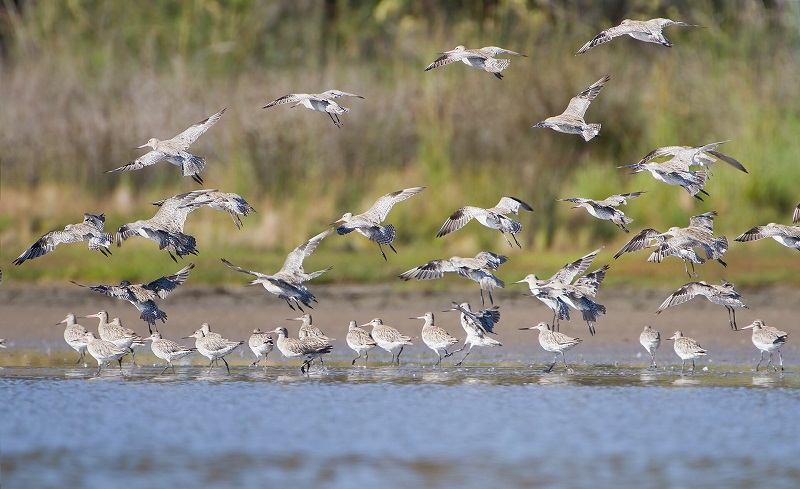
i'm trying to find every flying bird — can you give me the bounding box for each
[107,108,226,183]
[424,45,526,79]
[332,187,425,260]
[262,90,364,128]
[399,251,507,305]
[559,192,644,233]
[576,18,698,55]
[656,280,748,330]
[71,263,194,333]
[437,196,533,247]
[13,213,112,265]
[532,75,610,141]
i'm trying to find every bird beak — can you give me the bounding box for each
[80,313,101,319]
[181,336,193,339]
[330,218,344,226]
[518,327,534,330]
[512,279,526,284]
[134,143,150,150]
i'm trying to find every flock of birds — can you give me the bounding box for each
[4,17,798,376]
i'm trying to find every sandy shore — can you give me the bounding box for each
[1,283,796,364]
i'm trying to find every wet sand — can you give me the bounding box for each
[1,284,796,366]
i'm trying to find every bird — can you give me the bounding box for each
[413,312,459,366]
[619,157,709,200]
[558,192,644,233]
[183,325,243,374]
[614,212,728,277]
[362,318,413,366]
[267,326,333,374]
[106,108,226,183]
[262,90,364,128]
[741,320,788,372]
[71,263,194,333]
[331,187,425,260]
[735,222,800,252]
[793,203,800,224]
[82,311,143,366]
[399,251,507,306]
[520,322,582,372]
[576,18,698,55]
[531,75,610,141]
[424,45,526,79]
[639,325,661,369]
[666,331,707,375]
[221,229,332,311]
[436,196,533,247]
[13,213,112,265]
[83,331,129,376]
[656,280,748,330]
[345,320,377,366]
[444,302,502,366]
[288,314,333,342]
[632,141,747,175]
[156,190,256,230]
[55,313,90,364]
[116,189,216,261]
[0,338,5,349]
[248,328,274,367]
[145,332,196,375]
[514,248,608,335]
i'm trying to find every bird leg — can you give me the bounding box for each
[351,352,361,366]
[161,363,171,375]
[327,112,340,127]
[561,351,572,372]
[454,345,473,366]
[207,359,214,370]
[445,342,467,357]
[396,346,404,366]
[680,359,686,375]
[364,351,369,366]
[690,359,696,375]
[544,354,557,373]
[95,364,103,376]
[378,244,388,261]
[512,233,522,248]
[587,321,596,336]
[168,251,178,263]
[767,351,775,371]
[727,307,737,330]
[76,352,85,364]
[117,357,124,371]
[500,233,513,247]
[191,173,204,184]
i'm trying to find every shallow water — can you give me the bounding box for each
[2,361,800,489]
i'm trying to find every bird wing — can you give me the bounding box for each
[107,150,168,173]
[399,259,456,281]
[551,248,602,284]
[576,23,636,54]
[614,228,660,258]
[436,206,482,237]
[70,281,136,301]
[477,46,525,57]
[490,196,533,215]
[262,93,309,108]
[473,251,508,270]
[144,263,195,299]
[562,75,610,118]
[362,187,425,223]
[168,108,226,150]
[689,211,717,233]
[598,192,644,207]
[278,229,333,275]
[656,282,709,313]
[317,90,364,100]
[424,51,470,71]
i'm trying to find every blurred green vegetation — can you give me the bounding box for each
[1,0,799,286]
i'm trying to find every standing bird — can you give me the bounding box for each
[268,326,333,374]
[413,312,460,366]
[639,325,661,369]
[444,302,502,366]
[363,318,413,366]
[71,263,194,333]
[346,320,377,366]
[576,18,698,55]
[106,108,226,183]
[248,328,274,367]
[262,90,364,128]
[13,213,112,265]
[666,331,707,375]
[424,45,526,80]
[145,332,196,375]
[741,320,788,372]
[656,280,748,330]
[56,313,89,364]
[437,196,533,247]
[83,311,143,366]
[532,75,610,141]
[735,222,800,252]
[83,331,129,376]
[184,326,243,374]
[116,190,215,261]
[332,187,425,260]
[289,314,333,342]
[520,322,582,372]
[399,251,507,306]
[559,192,644,233]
